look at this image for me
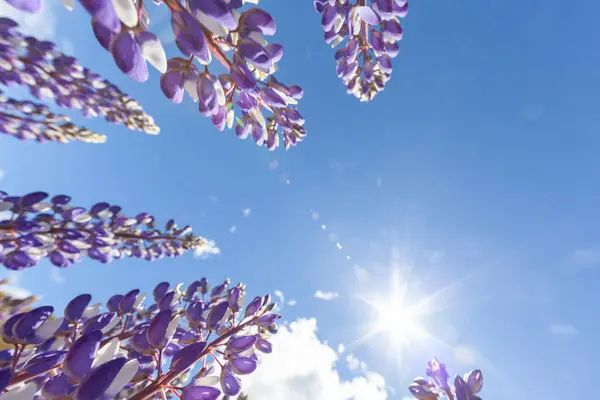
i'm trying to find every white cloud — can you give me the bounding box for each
[353,265,370,282]
[243,318,388,400]
[0,169,4,181]
[337,344,345,354]
[425,250,446,264]
[550,324,579,336]
[51,268,64,284]
[287,299,297,307]
[242,208,251,217]
[453,345,477,366]
[194,240,221,259]
[60,38,74,55]
[274,290,285,311]
[268,160,279,170]
[230,226,237,233]
[315,290,339,301]
[346,354,361,371]
[0,1,56,39]
[569,249,600,266]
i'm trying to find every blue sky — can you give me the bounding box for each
[0,0,598,398]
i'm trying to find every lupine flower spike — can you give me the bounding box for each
[0,91,107,143]
[314,0,408,101]
[0,278,279,399]
[0,190,211,270]
[0,18,159,135]
[408,357,484,400]
[1,0,307,150]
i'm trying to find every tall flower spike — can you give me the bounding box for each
[315,0,408,101]
[0,20,159,134]
[0,190,212,270]
[0,278,279,398]
[0,92,107,144]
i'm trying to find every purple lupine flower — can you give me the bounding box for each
[0,20,160,135]
[44,0,306,150]
[409,359,484,400]
[0,278,279,398]
[315,0,408,101]
[0,190,211,270]
[0,92,108,144]
[427,357,450,391]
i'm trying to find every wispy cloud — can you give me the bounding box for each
[354,265,370,282]
[60,38,74,55]
[287,299,297,307]
[315,290,339,301]
[194,240,221,259]
[242,208,251,217]
[345,354,368,372]
[230,225,236,233]
[0,169,4,181]
[51,268,64,284]
[550,323,579,336]
[0,1,56,39]
[274,290,285,311]
[569,249,600,266]
[425,249,446,264]
[453,344,478,366]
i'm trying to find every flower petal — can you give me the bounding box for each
[136,31,167,73]
[170,342,207,372]
[356,6,380,25]
[182,386,221,400]
[64,330,102,379]
[110,31,149,82]
[111,0,138,27]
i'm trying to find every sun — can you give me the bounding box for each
[370,291,429,346]
[356,269,432,348]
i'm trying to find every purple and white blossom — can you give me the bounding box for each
[0,278,280,398]
[1,0,307,150]
[0,91,107,143]
[0,190,210,270]
[408,357,484,400]
[315,0,408,101]
[0,18,159,135]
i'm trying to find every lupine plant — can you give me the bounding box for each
[2,0,307,151]
[314,0,408,101]
[0,190,210,271]
[0,278,280,399]
[408,357,484,400]
[0,91,107,143]
[0,18,159,137]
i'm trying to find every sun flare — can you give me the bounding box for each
[356,269,433,349]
